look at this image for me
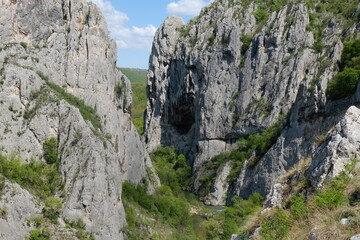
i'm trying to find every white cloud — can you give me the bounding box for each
[90,0,156,50]
[166,0,213,16]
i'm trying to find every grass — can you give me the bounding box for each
[119,68,148,134]
[36,71,102,131]
[242,159,360,240]
[0,155,63,199]
[131,82,147,134]
[326,39,360,100]
[122,146,265,240]
[119,68,147,83]
[199,114,288,197]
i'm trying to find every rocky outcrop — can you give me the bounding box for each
[0,0,156,239]
[307,106,360,187]
[0,181,41,240]
[145,0,360,204]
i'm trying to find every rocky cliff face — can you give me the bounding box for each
[0,0,156,239]
[145,0,360,205]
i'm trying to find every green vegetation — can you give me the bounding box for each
[150,146,192,191]
[65,218,95,240]
[27,215,46,228]
[26,227,51,240]
[37,72,102,130]
[20,42,28,50]
[23,87,55,120]
[208,33,216,45]
[119,68,147,83]
[240,35,252,56]
[241,159,360,239]
[340,39,360,70]
[246,98,273,117]
[289,194,308,220]
[43,197,62,223]
[261,209,291,240]
[122,181,196,239]
[0,207,7,220]
[253,9,270,24]
[0,155,62,199]
[130,81,147,134]
[199,114,288,196]
[326,40,360,100]
[115,83,124,99]
[119,68,148,134]
[122,146,265,239]
[43,137,59,165]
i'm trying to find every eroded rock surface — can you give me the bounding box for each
[0,0,156,239]
[145,0,360,204]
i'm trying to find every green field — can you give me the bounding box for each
[119,68,147,134]
[120,68,148,83]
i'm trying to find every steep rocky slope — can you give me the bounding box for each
[144,0,360,205]
[0,0,156,239]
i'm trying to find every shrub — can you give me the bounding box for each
[315,188,345,209]
[340,39,360,70]
[326,67,359,100]
[20,42,27,50]
[26,227,51,240]
[43,197,62,223]
[314,160,356,209]
[43,137,58,165]
[36,74,102,130]
[208,33,216,45]
[0,207,7,220]
[349,187,360,206]
[261,209,291,240]
[253,9,269,24]
[240,35,252,55]
[326,39,360,100]
[67,217,86,230]
[151,146,192,192]
[26,215,45,228]
[290,194,308,219]
[115,83,124,98]
[76,229,95,240]
[203,219,222,239]
[0,156,62,199]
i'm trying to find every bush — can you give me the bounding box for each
[253,9,269,24]
[326,67,359,100]
[0,156,62,199]
[314,160,356,209]
[340,39,360,70]
[151,146,192,192]
[67,217,86,230]
[115,83,124,98]
[43,137,58,165]
[290,194,308,219]
[76,229,95,240]
[315,188,345,209]
[221,193,264,238]
[26,227,51,240]
[326,39,360,100]
[36,73,102,130]
[240,35,252,55]
[20,42,28,50]
[27,215,45,228]
[261,209,291,240]
[43,197,62,223]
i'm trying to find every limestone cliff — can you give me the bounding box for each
[145,0,360,205]
[0,0,156,239]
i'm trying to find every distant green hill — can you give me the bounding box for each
[119,68,147,83]
[119,68,147,134]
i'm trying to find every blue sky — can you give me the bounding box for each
[90,0,213,69]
